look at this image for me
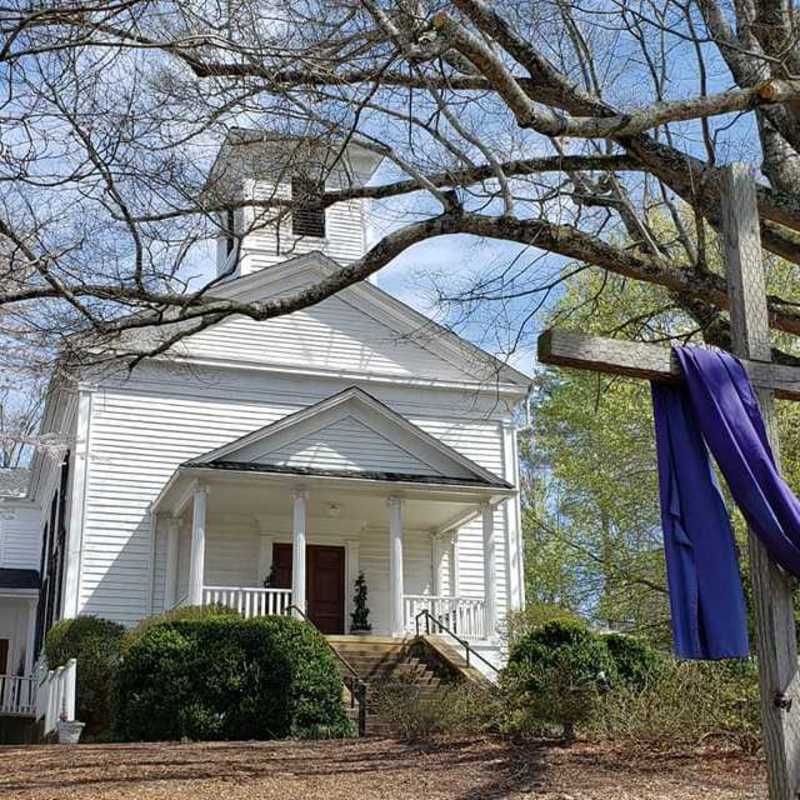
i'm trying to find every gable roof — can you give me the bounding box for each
[186,386,510,488]
[199,251,531,390]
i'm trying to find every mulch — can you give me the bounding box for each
[0,736,766,799]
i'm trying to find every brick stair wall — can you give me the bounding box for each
[328,637,452,737]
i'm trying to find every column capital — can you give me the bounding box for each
[386,495,404,509]
[292,487,310,501]
[193,481,209,496]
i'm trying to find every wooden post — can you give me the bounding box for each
[722,163,800,800]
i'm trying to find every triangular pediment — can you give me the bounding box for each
[186,387,507,486]
[166,253,530,388]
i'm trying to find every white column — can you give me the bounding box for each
[188,484,207,606]
[291,490,308,616]
[25,598,38,675]
[502,420,524,609]
[482,503,498,640]
[430,534,443,597]
[165,516,180,610]
[387,497,405,637]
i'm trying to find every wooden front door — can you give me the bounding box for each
[0,639,8,675]
[307,546,346,635]
[271,543,345,634]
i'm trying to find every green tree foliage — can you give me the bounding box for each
[113,613,352,742]
[526,253,800,646]
[45,616,126,737]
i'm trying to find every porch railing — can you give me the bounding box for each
[403,595,487,640]
[203,586,293,618]
[35,658,77,736]
[0,674,36,717]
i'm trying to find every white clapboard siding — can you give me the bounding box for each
[178,293,478,383]
[254,416,439,475]
[0,504,41,571]
[80,367,511,627]
[230,180,367,276]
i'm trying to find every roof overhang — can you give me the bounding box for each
[152,464,514,536]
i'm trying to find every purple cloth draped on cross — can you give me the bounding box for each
[652,346,800,660]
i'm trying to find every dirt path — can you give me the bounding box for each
[0,736,766,799]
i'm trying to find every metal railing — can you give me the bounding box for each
[286,604,367,737]
[415,609,499,676]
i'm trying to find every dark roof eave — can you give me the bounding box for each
[182,460,513,490]
[0,568,40,590]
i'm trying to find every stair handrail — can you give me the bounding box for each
[414,608,500,676]
[286,604,367,736]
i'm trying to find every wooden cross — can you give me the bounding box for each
[537,164,800,800]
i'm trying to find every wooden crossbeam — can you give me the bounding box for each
[537,328,800,401]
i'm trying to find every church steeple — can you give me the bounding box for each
[208,130,383,280]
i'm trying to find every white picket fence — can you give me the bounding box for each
[403,595,487,640]
[203,586,293,618]
[35,658,77,737]
[0,674,36,716]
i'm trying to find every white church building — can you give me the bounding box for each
[0,132,530,708]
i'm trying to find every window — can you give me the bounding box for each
[291,176,325,238]
[225,208,236,256]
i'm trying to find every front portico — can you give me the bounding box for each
[151,387,514,640]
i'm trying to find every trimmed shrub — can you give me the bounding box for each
[45,616,126,737]
[505,603,580,646]
[502,619,616,740]
[602,632,667,691]
[121,603,240,654]
[113,613,352,742]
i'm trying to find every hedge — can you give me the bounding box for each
[113,613,352,741]
[45,616,126,737]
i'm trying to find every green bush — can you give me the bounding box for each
[374,681,501,740]
[602,632,667,691]
[505,603,580,646]
[45,616,126,737]
[592,658,760,753]
[113,613,353,742]
[121,603,240,654]
[502,619,616,740]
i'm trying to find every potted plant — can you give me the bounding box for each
[350,571,372,635]
[56,711,85,745]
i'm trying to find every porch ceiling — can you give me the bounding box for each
[153,465,513,534]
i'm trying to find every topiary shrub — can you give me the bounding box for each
[45,615,126,737]
[602,632,667,691]
[113,613,352,742]
[502,619,616,741]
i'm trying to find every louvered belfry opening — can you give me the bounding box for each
[291,175,326,238]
